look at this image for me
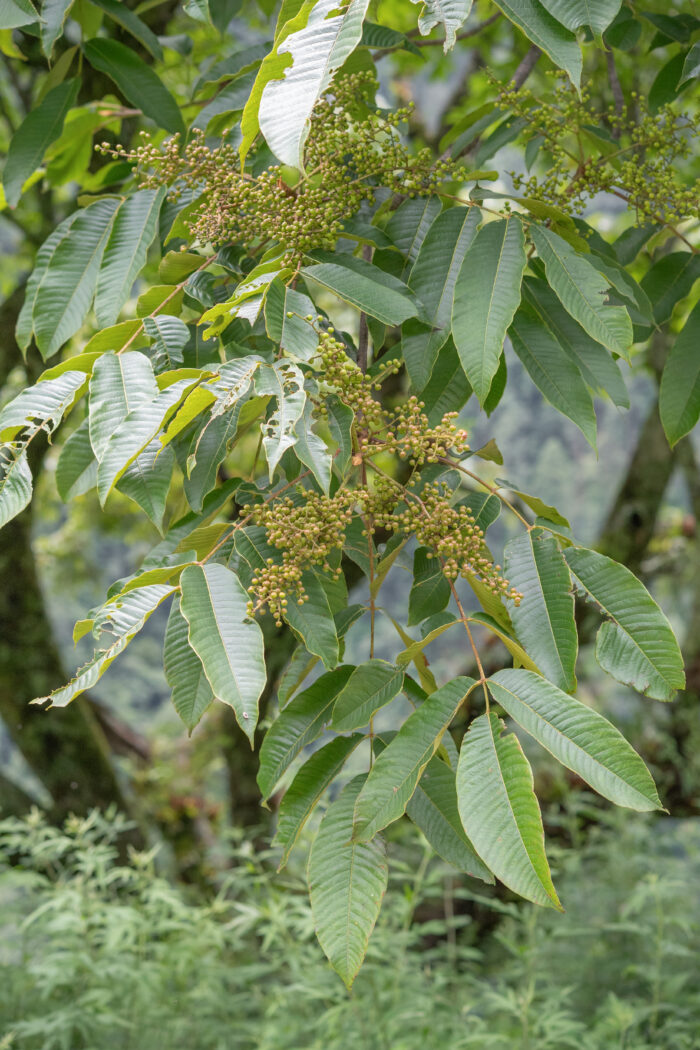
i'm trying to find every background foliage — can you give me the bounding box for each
[0,0,699,1026]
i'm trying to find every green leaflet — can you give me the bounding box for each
[0,0,40,29]
[239,0,316,165]
[406,755,493,880]
[308,776,388,989]
[88,351,159,461]
[234,526,340,668]
[456,711,562,909]
[257,664,354,798]
[164,596,213,733]
[144,315,190,372]
[385,195,442,275]
[3,78,79,208]
[39,0,73,57]
[293,402,332,494]
[83,39,184,135]
[409,0,473,51]
[56,418,97,500]
[521,277,629,409]
[0,445,32,528]
[452,216,526,405]
[179,563,266,742]
[33,198,121,360]
[530,225,632,357]
[264,279,319,360]
[493,0,582,88]
[94,188,166,328]
[565,546,685,701]
[0,370,87,441]
[639,251,700,327]
[326,395,353,475]
[331,659,405,732]
[353,676,475,841]
[659,300,700,446]
[421,337,473,424]
[509,303,597,448]
[408,547,451,626]
[89,0,163,59]
[539,0,621,44]
[488,668,662,811]
[97,378,197,505]
[504,528,578,692]
[404,205,480,389]
[257,0,371,169]
[301,254,419,326]
[34,584,175,708]
[16,211,81,351]
[256,360,306,478]
[275,733,363,866]
[116,440,175,531]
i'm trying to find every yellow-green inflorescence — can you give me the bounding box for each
[100,72,464,265]
[499,74,700,223]
[243,329,521,625]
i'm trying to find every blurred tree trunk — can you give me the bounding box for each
[0,287,132,820]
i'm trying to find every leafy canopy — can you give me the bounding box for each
[1,0,697,986]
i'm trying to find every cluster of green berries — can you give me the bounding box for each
[498,75,699,223]
[314,328,470,464]
[99,72,466,265]
[371,480,521,603]
[243,488,355,624]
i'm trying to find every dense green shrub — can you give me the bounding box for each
[1,807,699,1050]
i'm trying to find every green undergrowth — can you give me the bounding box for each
[0,806,699,1050]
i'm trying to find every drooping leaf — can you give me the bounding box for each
[56,418,97,500]
[353,676,475,841]
[404,205,480,388]
[164,596,214,733]
[406,754,493,879]
[89,0,163,58]
[302,254,419,326]
[0,445,32,527]
[3,78,79,208]
[639,251,700,327]
[97,378,197,504]
[256,0,371,169]
[409,0,473,51]
[565,547,685,701]
[179,562,266,741]
[256,359,306,478]
[539,0,621,44]
[504,528,578,691]
[488,668,662,811]
[264,279,319,360]
[0,370,87,441]
[385,195,442,275]
[293,401,332,493]
[32,198,121,359]
[0,0,40,30]
[257,664,354,798]
[308,776,388,989]
[144,315,190,372]
[35,585,175,708]
[521,277,629,409]
[492,0,582,87]
[94,188,166,328]
[83,38,184,135]
[285,569,340,669]
[508,304,597,447]
[530,225,632,356]
[408,547,451,626]
[659,300,700,446]
[275,734,363,866]
[88,350,159,461]
[456,711,561,908]
[421,337,473,424]
[452,216,526,404]
[117,441,175,530]
[326,395,354,474]
[331,659,405,732]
